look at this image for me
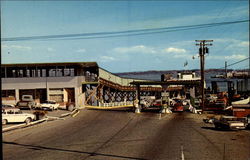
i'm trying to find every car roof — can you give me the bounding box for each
[2,107,20,111]
[222,116,237,118]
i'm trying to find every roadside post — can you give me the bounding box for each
[135,84,141,113]
[161,90,169,113]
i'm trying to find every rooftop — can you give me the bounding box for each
[1,62,98,68]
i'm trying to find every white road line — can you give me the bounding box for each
[159,113,162,120]
[181,145,185,160]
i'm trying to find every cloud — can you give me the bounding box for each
[207,54,247,60]
[238,41,249,47]
[76,48,86,53]
[225,54,247,60]
[99,56,115,62]
[2,44,32,51]
[113,45,156,54]
[163,47,186,54]
[47,47,55,52]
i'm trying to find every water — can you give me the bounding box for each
[117,70,236,92]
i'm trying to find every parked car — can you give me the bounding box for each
[16,95,37,109]
[36,100,60,111]
[58,102,75,111]
[2,107,35,125]
[2,104,15,108]
[213,116,246,130]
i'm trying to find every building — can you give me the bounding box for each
[1,62,161,107]
[1,62,99,107]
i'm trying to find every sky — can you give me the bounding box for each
[1,0,249,73]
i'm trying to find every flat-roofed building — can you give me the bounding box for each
[1,62,99,107]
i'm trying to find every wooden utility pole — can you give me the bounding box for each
[225,61,227,78]
[195,40,213,113]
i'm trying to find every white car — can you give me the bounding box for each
[39,100,60,111]
[2,107,35,125]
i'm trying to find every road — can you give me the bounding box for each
[3,109,250,160]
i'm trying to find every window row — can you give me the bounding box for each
[1,68,75,78]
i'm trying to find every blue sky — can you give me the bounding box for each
[1,0,249,72]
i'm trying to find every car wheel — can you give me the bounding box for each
[25,118,32,124]
[2,119,7,125]
[68,104,75,111]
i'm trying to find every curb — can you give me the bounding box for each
[2,109,80,133]
[2,118,48,133]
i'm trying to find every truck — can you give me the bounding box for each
[16,95,37,110]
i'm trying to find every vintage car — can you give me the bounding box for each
[2,107,35,125]
[2,104,15,108]
[16,95,37,109]
[36,100,60,111]
[172,99,184,112]
[58,102,75,111]
[213,116,246,130]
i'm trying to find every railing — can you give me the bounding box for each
[98,68,161,87]
[99,101,134,107]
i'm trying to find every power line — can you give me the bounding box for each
[2,19,249,42]
[218,57,250,69]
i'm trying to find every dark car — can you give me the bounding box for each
[16,95,37,109]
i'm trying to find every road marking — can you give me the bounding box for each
[159,113,162,120]
[181,145,185,160]
[71,110,80,117]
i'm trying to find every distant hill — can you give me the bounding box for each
[116,69,231,76]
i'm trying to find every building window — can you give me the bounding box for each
[49,69,56,77]
[17,69,24,77]
[37,69,41,77]
[31,69,36,77]
[70,68,75,76]
[1,67,6,78]
[56,69,63,77]
[26,69,30,77]
[42,69,46,77]
[64,68,70,76]
[12,70,16,77]
[64,68,75,76]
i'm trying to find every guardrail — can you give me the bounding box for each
[99,101,134,107]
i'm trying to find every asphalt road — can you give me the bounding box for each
[3,109,250,160]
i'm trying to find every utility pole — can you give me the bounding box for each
[195,40,213,113]
[225,61,227,78]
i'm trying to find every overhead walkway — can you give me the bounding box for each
[83,68,162,110]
